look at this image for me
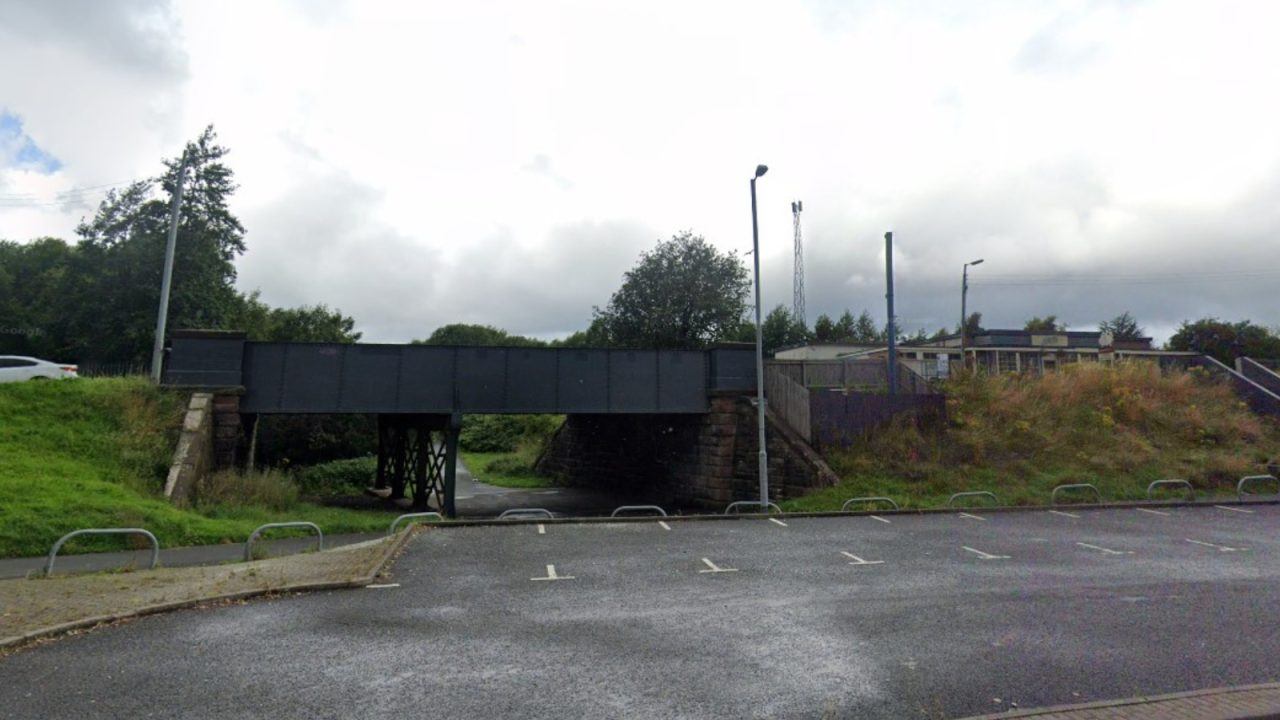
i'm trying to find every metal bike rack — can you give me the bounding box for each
[840,496,900,512]
[946,491,998,508]
[244,522,323,561]
[723,500,784,515]
[44,528,159,577]
[610,505,669,518]
[388,512,444,535]
[1146,479,1194,501]
[1237,474,1280,501]
[1051,483,1102,505]
[498,508,555,520]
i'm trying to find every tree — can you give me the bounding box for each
[71,125,247,362]
[1099,311,1144,342]
[833,310,857,340]
[1024,315,1065,333]
[760,305,810,355]
[414,323,546,347]
[230,292,361,343]
[956,312,983,337]
[593,231,750,349]
[812,313,836,342]
[851,310,882,344]
[1167,318,1280,365]
[553,318,610,348]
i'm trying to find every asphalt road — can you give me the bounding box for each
[3,504,1280,719]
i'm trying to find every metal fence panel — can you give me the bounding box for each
[398,346,457,412]
[659,351,707,410]
[557,350,610,411]
[505,349,560,411]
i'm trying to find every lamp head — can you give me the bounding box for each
[754,164,769,178]
[969,258,984,266]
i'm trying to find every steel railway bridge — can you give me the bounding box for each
[163,331,755,516]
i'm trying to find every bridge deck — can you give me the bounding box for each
[162,331,755,415]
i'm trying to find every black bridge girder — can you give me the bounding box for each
[375,413,460,517]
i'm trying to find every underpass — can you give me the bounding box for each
[3,504,1279,718]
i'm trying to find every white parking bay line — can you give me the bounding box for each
[962,546,1010,560]
[1136,508,1171,517]
[658,521,671,530]
[769,518,789,527]
[958,512,987,522]
[869,515,891,524]
[1049,510,1080,519]
[537,524,546,535]
[1076,542,1133,556]
[531,564,575,581]
[840,551,884,566]
[699,557,738,573]
[1215,505,1255,514]
[1186,538,1248,553]
[365,583,401,589]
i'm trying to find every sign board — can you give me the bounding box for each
[936,353,950,378]
[1030,334,1069,347]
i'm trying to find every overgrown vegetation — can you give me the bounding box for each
[784,362,1280,511]
[459,414,560,488]
[0,378,390,558]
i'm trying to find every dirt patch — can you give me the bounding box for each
[0,531,410,650]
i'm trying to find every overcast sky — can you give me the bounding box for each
[2,0,1279,343]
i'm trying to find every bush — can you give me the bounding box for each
[295,456,378,498]
[460,415,561,453]
[197,469,299,511]
[256,414,378,468]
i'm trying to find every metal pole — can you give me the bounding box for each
[884,232,896,396]
[961,264,968,366]
[751,174,769,509]
[150,157,189,383]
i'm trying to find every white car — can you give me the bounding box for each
[0,356,79,383]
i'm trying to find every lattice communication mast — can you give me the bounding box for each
[791,200,806,327]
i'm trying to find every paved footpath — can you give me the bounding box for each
[2,504,1279,718]
[966,682,1280,718]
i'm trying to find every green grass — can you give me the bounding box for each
[0,377,391,558]
[461,445,555,489]
[781,362,1280,513]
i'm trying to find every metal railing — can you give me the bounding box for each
[724,500,784,515]
[1050,483,1102,505]
[1147,479,1194,501]
[388,512,444,535]
[498,508,555,520]
[44,528,159,577]
[840,496,900,512]
[244,522,323,561]
[610,505,669,518]
[946,491,999,508]
[1237,475,1280,501]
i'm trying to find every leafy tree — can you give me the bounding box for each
[70,125,247,362]
[1024,315,1065,333]
[833,310,857,340]
[593,231,750,349]
[928,327,952,342]
[812,313,836,342]
[1099,311,1144,342]
[553,318,610,348]
[1167,318,1280,365]
[414,323,546,347]
[956,311,983,337]
[851,310,882,344]
[760,305,810,355]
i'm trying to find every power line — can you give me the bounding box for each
[975,269,1280,287]
[0,177,149,204]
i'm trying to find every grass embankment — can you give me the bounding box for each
[0,378,391,559]
[783,362,1280,512]
[461,447,553,489]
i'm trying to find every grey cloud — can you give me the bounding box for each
[522,154,573,190]
[238,169,655,342]
[0,0,186,79]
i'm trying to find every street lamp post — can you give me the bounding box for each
[960,258,984,368]
[750,164,769,511]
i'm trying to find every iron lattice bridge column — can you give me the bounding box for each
[374,414,460,516]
